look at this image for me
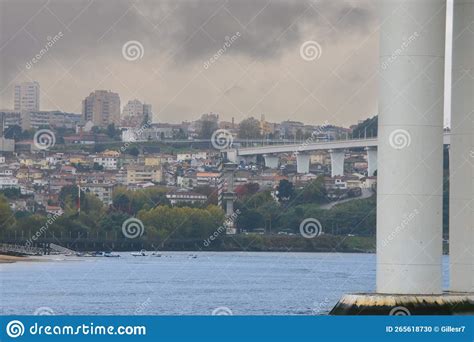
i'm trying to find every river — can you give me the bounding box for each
[0,252,449,315]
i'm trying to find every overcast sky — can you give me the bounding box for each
[0,0,453,127]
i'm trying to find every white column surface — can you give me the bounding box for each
[376,0,446,294]
[449,0,474,292]
[329,149,345,177]
[366,148,378,177]
[296,153,310,174]
[263,154,279,169]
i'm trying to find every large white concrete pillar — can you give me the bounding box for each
[376,0,446,294]
[365,147,378,177]
[329,149,345,177]
[296,153,310,174]
[263,154,279,169]
[449,0,474,292]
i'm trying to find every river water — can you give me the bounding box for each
[0,252,449,315]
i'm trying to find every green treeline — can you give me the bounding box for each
[0,177,377,245]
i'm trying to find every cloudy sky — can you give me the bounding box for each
[0,0,453,127]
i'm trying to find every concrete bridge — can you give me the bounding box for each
[224,134,451,177]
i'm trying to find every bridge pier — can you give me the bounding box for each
[295,152,310,174]
[449,0,474,292]
[329,149,345,177]
[331,0,474,315]
[263,154,279,169]
[365,147,377,177]
[218,162,238,235]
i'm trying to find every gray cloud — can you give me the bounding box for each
[0,0,378,126]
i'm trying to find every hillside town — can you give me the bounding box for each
[0,81,378,231]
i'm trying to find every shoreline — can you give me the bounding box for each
[0,254,47,264]
[0,254,30,263]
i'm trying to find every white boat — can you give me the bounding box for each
[131,250,147,257]
[104,252,120,258]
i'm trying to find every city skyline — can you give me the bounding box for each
[0,0,455,127]
[0,0,379,127]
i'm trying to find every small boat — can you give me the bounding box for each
[151,252,161,257]
[104,252,120,258]
[131,250,147,257]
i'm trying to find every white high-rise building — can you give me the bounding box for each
[122,99,144,118]
[121,99,152,127]
[14,81,40,112]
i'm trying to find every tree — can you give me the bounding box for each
[276,180,294,202]
[0,195,14,233]
[294,177,327,205]
[235,183,260,198]
[106,123,120,140]
[128,146,140,156]
[199,120,218,139]
[4,125,22,140]
[236,209,264,231]
[238,117,262,139]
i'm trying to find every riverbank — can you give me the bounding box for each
[0,254,30,263]
[1,235,377,254]
[147,235,376,253]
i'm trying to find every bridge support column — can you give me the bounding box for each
[296,153,310,174]
[376,0,445,296]
[263,154,279,169]
[449,0,474,292]
[365,147,377,177]
[330,0,474,315]
[329,149,345,177]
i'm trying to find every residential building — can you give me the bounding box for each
[166,189,207,206]
[126,165,162,184]
[196,172,220,187]
[14,81,40,112]
[81,183,115,205]
[82,90,121,127]
[93,150,120,170]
